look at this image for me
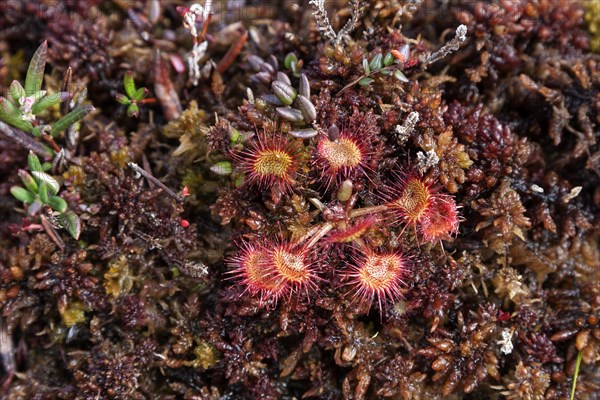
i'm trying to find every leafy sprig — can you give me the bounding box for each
[10,151,81,239]
[0,41,94,139]
[337,46,411,95]
[115,72,152,118]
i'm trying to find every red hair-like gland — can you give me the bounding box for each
[313,129,378,190]
[384,173,433,227]
[419,196,460,244]
[225,240,287,304]
[232,132,298,193]
[344,248,408,313]
[267,242,319,299]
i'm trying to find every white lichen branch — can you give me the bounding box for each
[426,24,468,65]
[309,0,363,45]
[395,111,420,144]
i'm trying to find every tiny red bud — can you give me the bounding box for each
[390,49,406,63]
[497,310,511,322]
[180,219,190,228]
[176,6,189,16]
[181,186,190,196]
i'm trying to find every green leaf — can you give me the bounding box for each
[210,161,233,176]
[41,162,52,171]
[115,93,130,105]
[284,53,298,70]
[31,125,50,137]
[131,87,148,102]
[62,211,82,240]
[383,52,394,67]
[369,53,383,71]
[48,195,67,213]
[30,90,47,103]
[362,59,370,75]
[380,69,391,75]
[50,105,94,137]
[394,69,409,83]
[9,80,25,104]
[0,97,34,133]
[18,170,38,193]
[229,127,241,143]
[0,95,22,117]
[127,104,139,118]
[27,200,43,216]
[31,171,60,194]
[38,181,49,203]
[32,92,70,115]
[28,151,43,172]
[124,71,136,99]
[358,77,374,86]
[570,351,582,400]
[25,41,48,96]
[10,186,35,204]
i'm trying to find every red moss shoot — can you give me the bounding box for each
[314,125,375,189]
[345,248,407,313]
[233,132,298,192]
[226,241,286,304]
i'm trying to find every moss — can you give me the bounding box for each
[60,300,87,327]
[584,0,600,52]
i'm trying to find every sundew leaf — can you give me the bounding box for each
[25,41,48,96]
[50,105,94,137]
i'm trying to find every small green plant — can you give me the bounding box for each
[0,41,94,139]
[338,47,410,95]
[11,151,81,239]
[115,71,151,117]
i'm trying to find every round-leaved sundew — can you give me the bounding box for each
[313,125,377,189]
[345,248,408,314]
[226,240,287,305]
[232,132,299,193]
[267,241,319,299]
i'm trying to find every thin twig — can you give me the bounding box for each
[128,162,183,201]
[0,121,54,159]
[41,215,65,251]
